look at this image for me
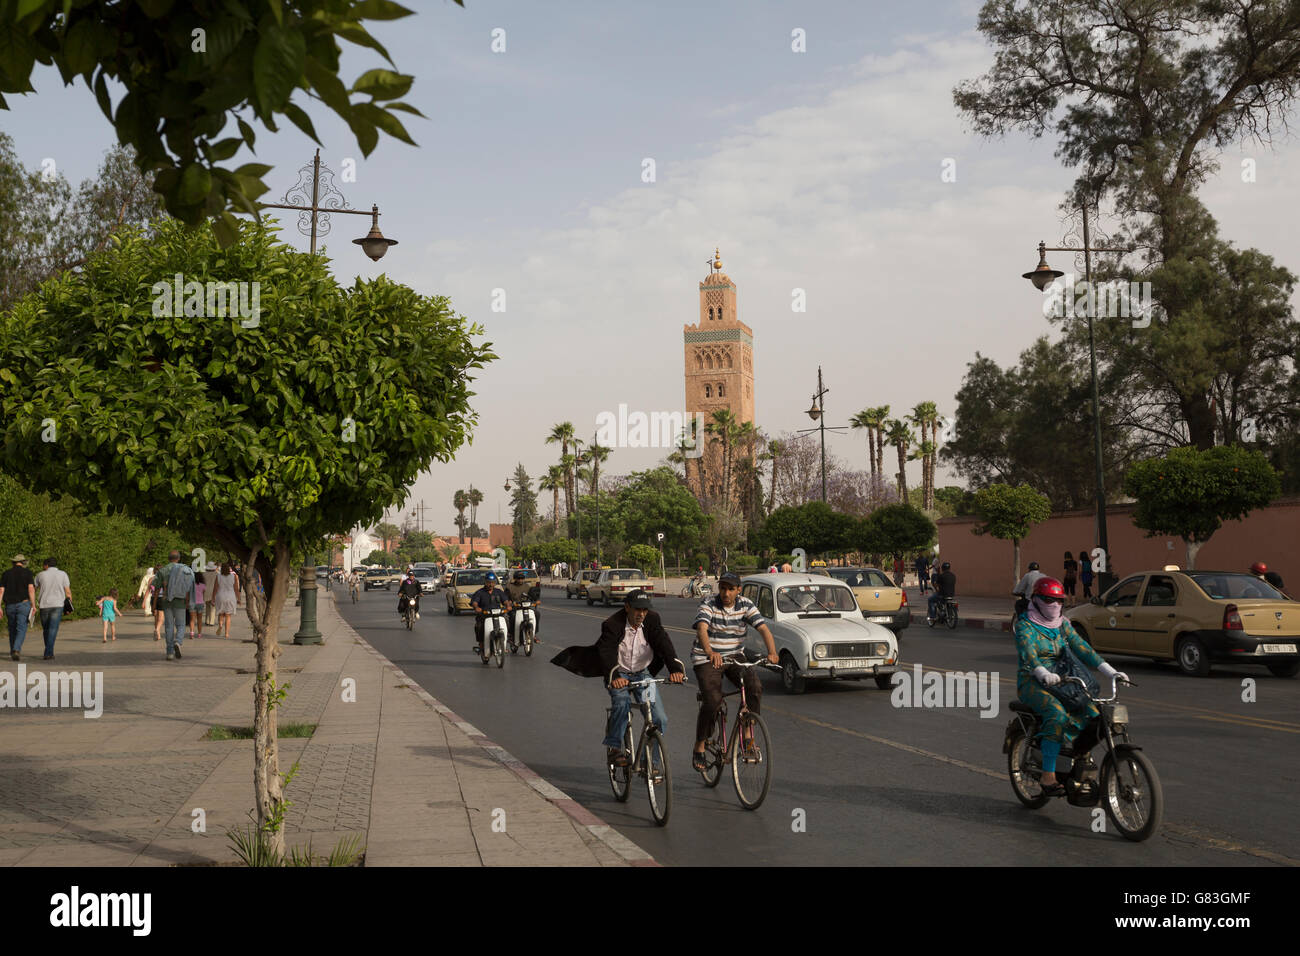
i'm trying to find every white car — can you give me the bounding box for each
[412,567,437,593]
[740,574,900,694]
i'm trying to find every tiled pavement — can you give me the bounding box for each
[0,587,642,866]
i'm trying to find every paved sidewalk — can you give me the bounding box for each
[0,589,644,866]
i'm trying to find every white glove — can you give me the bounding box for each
[1099,662,1129,683]
[1034,666,1061,686]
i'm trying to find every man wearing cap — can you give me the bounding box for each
[551,589,685,768]
[691,572,779,773]
[469,572,512,656]
[1011,561,1045,620]
[0,554,37,661]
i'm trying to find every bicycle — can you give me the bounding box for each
[695,656,776,810]
[927,595,958,630]
[607,676,685,826]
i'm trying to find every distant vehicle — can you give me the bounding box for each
[566,569,601,600]
[316,565,330,579]
[474,556,497,569]
[741,573,900,694]
[363,569,391,592]
[447,569,491,615]
[412,567,437,593]
[824,566,910,634]
[587,568,653,607]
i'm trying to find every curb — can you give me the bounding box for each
[328,595,659,867]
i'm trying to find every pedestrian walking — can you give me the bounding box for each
[212,562,240,638]
[204,563,218,627]
[152,575,165,640]
[190,571,206,639]
[154,551,195,660]
[1062,551,1078,604]
[137,566,155,614]
[0,554,37,661]
[1078,550,1094,600]
[34,557,72,661]
[916,553,930,594]
[97,588,119,642]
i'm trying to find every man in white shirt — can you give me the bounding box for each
[34,557,72,661]
[1012,562,1045,619]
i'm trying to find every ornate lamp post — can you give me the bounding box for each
[1023,197,1130,594]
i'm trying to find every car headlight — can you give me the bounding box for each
[813,644,828,660]
[873,642,889,657]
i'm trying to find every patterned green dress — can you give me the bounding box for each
[1014,616,1104,746]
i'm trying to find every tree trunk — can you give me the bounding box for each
[1185,538,1202,570]
[1012,538,1021,585]
[250,540,289,858]
[867,428,877,478]
[896,442,908,502]
[552,486,560,531]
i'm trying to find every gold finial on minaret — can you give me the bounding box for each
[713,247,722,272]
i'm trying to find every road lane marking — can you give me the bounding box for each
[1192,714,1300,734]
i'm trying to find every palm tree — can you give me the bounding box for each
[586,441,612,495]
[765,439,784,513]
[539,466,564,531]
[545,422,577,514]
[885,418,914,502]
[467,487,484,533]
[706,408,739,508]
[911,401,939,510]
[373,521,400,556]
[869,405,890,480]
[452,490,469,544]
[849,409,878,477]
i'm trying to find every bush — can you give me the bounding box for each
[623,544,660,575]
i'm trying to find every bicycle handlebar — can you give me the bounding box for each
[623,677,689,688]
[1060,673,1136,703]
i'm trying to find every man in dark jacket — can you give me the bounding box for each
[552,590,685,767]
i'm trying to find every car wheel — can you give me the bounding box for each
[586,596,594,606]
[874,673,896,690]
[1175,635,1211,677]
[780,652,806,695]
[1267,660,1300,678]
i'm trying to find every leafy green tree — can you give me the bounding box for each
[971,483,1053,586]
[763,501,854,558]
[1124,446,1280,570]
[364,549,394,565]
[508,463,537,546]
[943,340,1133,510]
[397,530,433,554]
[0,0,448,240]
[615,466,705,556]
[372,522,400,554]
[955,0,1300,449]
[0,135,164,311]
[0,217,490,854]
[857,504,936,564]
[934,485,976,517]
[623,543,660,576]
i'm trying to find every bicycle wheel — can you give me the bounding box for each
[608,723,631,802]
[946,602,958,629]
[700,708,725,788]
[645,729,672,826]
[731,712,772,810]
[1100,748,1163,842]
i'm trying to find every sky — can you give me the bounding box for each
[3,0,1298,538]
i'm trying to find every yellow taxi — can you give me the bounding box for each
[1064,567,1299,678]
[821,566,910,634]
[445,568,493,615]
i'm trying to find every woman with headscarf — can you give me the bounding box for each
[1014,576,1127,796]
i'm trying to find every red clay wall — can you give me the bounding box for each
[937,498,1300,597]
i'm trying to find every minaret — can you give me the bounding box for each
[683,248,755,502]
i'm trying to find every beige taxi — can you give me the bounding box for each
[1064,568,1299,678]
[822,566,910,634]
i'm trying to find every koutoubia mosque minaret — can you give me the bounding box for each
[683,248,755,501]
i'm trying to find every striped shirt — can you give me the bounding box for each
[691,596,766,665]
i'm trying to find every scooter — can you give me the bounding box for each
[481,608,508,669]
[1003,676,1163,842]
[400,594,417,631]
[513,596,537,656]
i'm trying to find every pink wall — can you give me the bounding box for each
[938,498,1300,597]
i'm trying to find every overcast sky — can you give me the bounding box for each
[4,0,1296,536]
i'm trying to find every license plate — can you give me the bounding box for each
[869,616,893,623]
[828,659,870,668]
[1263,643,1297,653]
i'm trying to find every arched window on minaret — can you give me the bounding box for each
[704,384,712,398]
[695,353,703,371]
[718,383,725,397]
[706,354,714,370]
[708,307,713,320]
[725,352,733,369]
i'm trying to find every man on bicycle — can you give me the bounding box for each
[347,570,361,601]
[691,571,779,773]
[469,572,512,656]
[548,589,685,768]
[396,570,422,620]
[927,562,956,623]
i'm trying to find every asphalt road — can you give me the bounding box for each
[337,584,1300,867]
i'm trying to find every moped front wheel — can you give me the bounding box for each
[495,632,506,669]
[1100,748,1163,842]
[1007,729,1050,809]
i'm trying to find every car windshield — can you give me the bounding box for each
[776,584,857,613]
[456,571,488,587]
[413,569,433,579]
[610,570,646,581]
[1188,573,1287,601]
[828,568,892,589]
[364,570,385,577]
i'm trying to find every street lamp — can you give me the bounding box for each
[797,366,847,502]
[1023,197,1129,594]
[260,149,397,258]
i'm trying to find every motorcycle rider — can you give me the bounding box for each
[1015,576,1128,795]
[506,569,542,647]
[396,569,422,620]
[470,572,513,655]
[927,562,956,623]
[1011,561,1045,620]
